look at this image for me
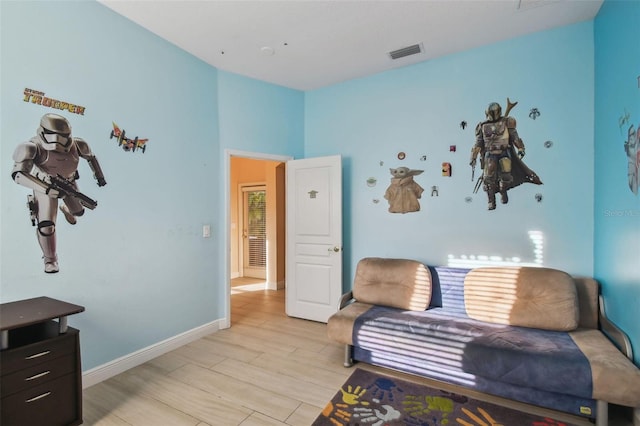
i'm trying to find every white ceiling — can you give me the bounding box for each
[98,0,603,91]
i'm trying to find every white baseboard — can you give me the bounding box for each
[265,280,286,290]
[82,319,223,389]
[230,272,240,279]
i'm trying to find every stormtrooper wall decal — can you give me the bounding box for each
[11,113,107,273]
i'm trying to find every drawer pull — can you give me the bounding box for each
[25,370,51,381]
[25,350,51,360]
[26,392,51,403]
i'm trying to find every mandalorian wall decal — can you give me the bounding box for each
[469,98,542,210]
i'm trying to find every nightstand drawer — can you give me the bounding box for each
[1,353,76,396]
[1,329,77,374]
[1,372,79,426]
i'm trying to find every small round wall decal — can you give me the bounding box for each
[366,177,377,187]
[544,140,553,148]
[397,152,406,160]
[529,108,541,120]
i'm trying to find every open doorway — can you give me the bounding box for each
[240,184,267,280]
[225,150,291,327]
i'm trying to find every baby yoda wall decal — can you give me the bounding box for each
[384,167,424,213]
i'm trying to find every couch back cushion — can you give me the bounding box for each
[573,277,599,329]
[353,258,432,311]
[464,267,579,331]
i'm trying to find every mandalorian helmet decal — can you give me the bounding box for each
[485,102,502,122]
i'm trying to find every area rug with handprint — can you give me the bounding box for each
[313,368,579,426]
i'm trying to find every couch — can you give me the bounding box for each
[327,257,640,426]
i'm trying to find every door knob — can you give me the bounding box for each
[329,246,341,252]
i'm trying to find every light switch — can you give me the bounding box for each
[203,224,211,238]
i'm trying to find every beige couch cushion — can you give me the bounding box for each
[352,257,432,311]
[573,277,599,329]
[570,328,640,406]
[327,302,373,345]
[464,267,579,331]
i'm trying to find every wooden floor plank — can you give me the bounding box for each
[84,378,201,425]
[238,412,289,426]
[114,364,254,425]
[285,402,324,426]
[169,363,301,422]
[210,357,336,408]
[250,351,348,389]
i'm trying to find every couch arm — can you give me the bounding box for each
[599,295,634,360]
[338,291,355,310]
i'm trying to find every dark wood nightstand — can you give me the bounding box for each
[1,297,85,426]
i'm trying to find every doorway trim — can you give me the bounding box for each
[222,149,293,329]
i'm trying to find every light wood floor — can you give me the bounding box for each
[83,283,357,425]
[83,280,635,426]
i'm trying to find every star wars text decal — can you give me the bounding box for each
[23,88,86,116]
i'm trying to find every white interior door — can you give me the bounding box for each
[286,155,342,323]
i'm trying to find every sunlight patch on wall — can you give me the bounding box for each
[447,230,544,268]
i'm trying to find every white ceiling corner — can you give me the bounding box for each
[98,0,604,91]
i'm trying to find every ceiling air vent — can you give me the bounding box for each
[517,0,561,10]
[388,43,423,60]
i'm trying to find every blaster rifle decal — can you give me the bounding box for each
[50,175,98,210]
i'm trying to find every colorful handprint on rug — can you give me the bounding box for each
[313,368,578,426]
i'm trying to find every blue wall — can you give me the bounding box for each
[306,22,595,284]
[594,0,640,365]
[218,71,304,159]
[0,0,220,370]
[0,1,303,370]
